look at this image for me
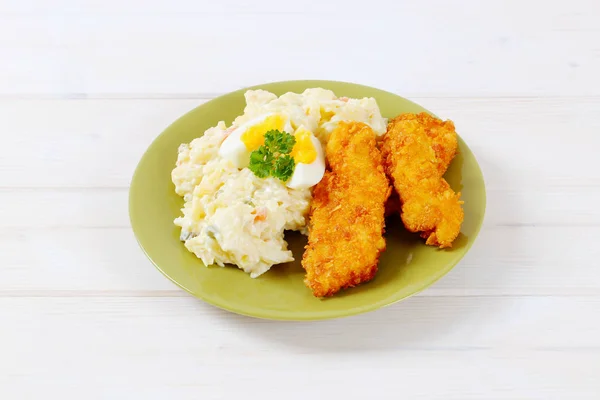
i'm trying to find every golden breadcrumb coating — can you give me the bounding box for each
[302,122,391,297]
[381,112,464,248]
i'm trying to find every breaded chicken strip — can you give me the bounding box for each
[302,122,391,297]
[381,112,464,248]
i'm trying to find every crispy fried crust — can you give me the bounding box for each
[381,112,464,248]
[302,122,391,297]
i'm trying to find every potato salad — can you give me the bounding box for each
[171,88,386,277]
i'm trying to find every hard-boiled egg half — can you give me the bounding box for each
[218,114,325,190]
[286,126,325,189]
[218,113,292,169]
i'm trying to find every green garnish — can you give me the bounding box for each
[273,155,295,181]
[264,129,296,154]
[249,130,296,182]
[249,146,273,178]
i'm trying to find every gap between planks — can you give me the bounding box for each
[1,291,599,298]
[1,94,600,101]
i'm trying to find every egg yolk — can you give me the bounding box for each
[241,115,286,151]
[291,129,317,164]
[319,107,335,123]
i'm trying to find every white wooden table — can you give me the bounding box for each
[2,1,599,399]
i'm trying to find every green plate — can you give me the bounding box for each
[129,80,486,321]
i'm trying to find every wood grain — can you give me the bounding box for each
[1,0,599,97]
[1,225,599,296]
[2,0,600,398]
[0,297,599,400]
[1,97,599,188]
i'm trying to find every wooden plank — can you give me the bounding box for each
[0,99,203,187]
[0,0,599,96]
[2,186,599,229]
[0,226,598,295]
[1,97,599,188]
[0,296,598,399]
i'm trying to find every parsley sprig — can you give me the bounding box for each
[248,130,296,182]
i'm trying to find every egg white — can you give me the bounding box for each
[286,134,325,190]
[218,113,293,169]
